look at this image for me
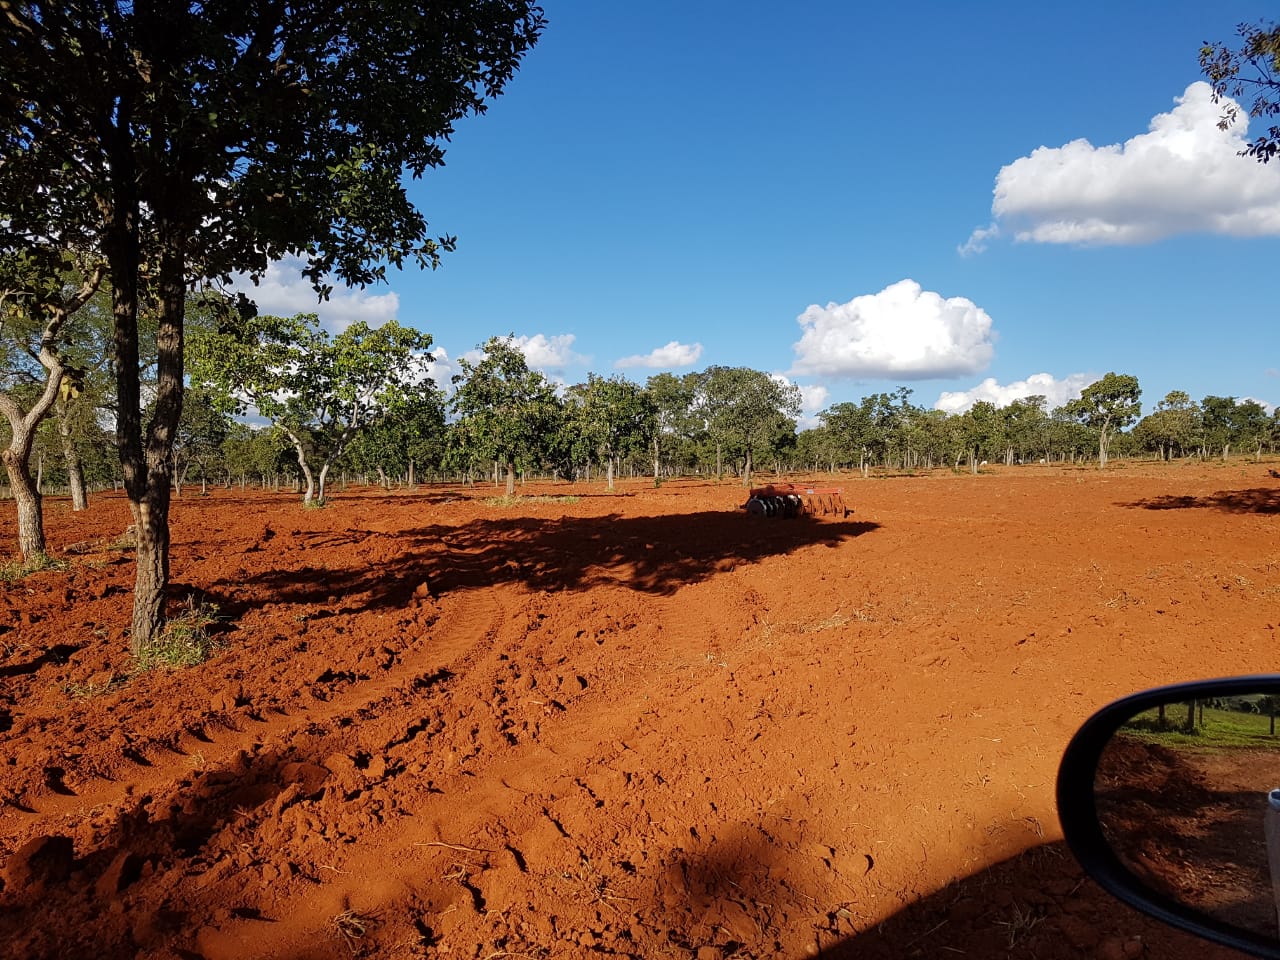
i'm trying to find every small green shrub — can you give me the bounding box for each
[133,595,223,671]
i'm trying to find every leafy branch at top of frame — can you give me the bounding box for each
[1201,20,1280,162]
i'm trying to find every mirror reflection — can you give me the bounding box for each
[1095,692,1280,940]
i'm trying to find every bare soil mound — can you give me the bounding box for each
[1,462,1276,958]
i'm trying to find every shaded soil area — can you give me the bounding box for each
[1097,734,1280,940]
[1,461,1277,959]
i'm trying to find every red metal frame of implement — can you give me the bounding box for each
[741,483,850,518]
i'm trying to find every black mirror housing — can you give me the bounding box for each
[1059,676,1280,960]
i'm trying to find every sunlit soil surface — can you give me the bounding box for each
[1,461,1276,958]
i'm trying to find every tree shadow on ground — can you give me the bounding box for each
[1120,488,1280,514]
[225,511,879,613]
[818,842,1241,959]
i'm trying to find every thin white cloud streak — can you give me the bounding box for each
[934,372,1095,415]
[965,82,1280,250]
[615,340,703,370]
[231,257,399,333]
[957,222,1000,257]
[790,279,996,379]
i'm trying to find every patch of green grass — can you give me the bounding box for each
[133,595,224,671]
[484,494,580,506]
[1121,704,1280,751]
[0,552,68,582]
[63,671,128,700]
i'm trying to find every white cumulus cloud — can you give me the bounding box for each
[615,340,703,370]
[966,82,1280,249]
[790,279,996,379]
[231,257,399,333]
[461,333,585,375]
[423,345,460,393]
[508,333,584,372]
[766,375,829,429]
[934,372,1095,415]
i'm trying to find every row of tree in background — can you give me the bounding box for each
[12,298,1277,523]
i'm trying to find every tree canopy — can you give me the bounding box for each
[1063,373,1142,469]
[190,314,433,505]
[450,336,562,495]
[1201,20,1280,162]
[0,1,544,647]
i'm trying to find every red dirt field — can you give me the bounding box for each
[1,462,1278,959]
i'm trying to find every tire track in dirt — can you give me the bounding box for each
[1,589,505,839]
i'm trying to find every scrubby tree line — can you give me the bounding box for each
[184,330,805,496]
[184,349,1279,498]
[799,376,1278,475]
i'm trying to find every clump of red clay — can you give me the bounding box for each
[1,463,1275,959]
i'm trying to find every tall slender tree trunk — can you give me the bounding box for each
[120,241,186,654]
[606,456,615,491]
[57,404,88,511]
[317,462,332,503]
[283,431,316,503]
[505,461,516,496]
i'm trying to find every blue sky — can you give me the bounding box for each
[241,0,1280,424]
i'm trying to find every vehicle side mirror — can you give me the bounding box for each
[1059,677,1280,959]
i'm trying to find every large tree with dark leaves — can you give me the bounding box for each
[0,1,544,651]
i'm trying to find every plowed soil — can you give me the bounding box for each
[1,462,1277,959]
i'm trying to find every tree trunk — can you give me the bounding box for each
[742,447,752,488]
[126,243,186,653]
[2,449,46,561]
[652,435,659,485]
[505,461,516,496]
[408,458,416,489]
[2,267,107,560]
[57,406,88,511]
[716,443,722,480]
[606,456,615,491]
[317,461,332,503]
[282,431,317,503]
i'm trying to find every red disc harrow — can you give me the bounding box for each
[741,483,850,518]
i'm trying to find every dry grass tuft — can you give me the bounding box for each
[333,909,378,954]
